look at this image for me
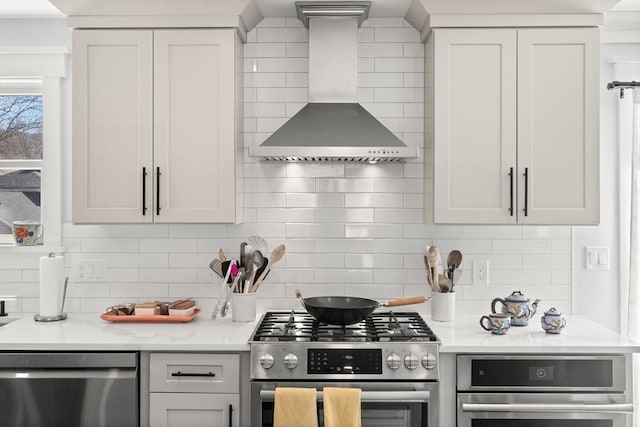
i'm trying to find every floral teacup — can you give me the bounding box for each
[480,313,511,335]
[12,221,44,246]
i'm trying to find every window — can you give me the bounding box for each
[0,48,67,249]
[0,82,43,243]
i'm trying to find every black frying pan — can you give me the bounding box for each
[295,290,428,326]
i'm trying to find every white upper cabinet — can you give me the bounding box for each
[73,29,243,224]
[429,27,599,225]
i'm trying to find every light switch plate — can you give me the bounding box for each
[586,246,609,270]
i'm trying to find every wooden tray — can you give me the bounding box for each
[100,308,200,323]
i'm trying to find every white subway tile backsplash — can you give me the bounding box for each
[316,269,373,284]
[358,73,404,88]
[286,73,308,88]
[256,117,288,132]
[375,57,424,73]
[257,18,287,28]
[257,27,308,43]
[257,208,315,223]
[285,43,308,57]
[493,239,552,254]
[258,57,308,73]
[81,238,139,253]
[139,238,197,253]
[286,163,344,178]
[357,27,375,42]
[286,253,345,268]
[345,193,404,208]
[345,223,404,238]
[362,18,406,28]
[111,253,168,268]
[244,42,286,58]
[244,193,287,208]
[315,239,373,253]
[139,268,198,283]
[315,208,374,223]
[316,178,375,193]
[374,28,421,43]
[403,43,424,58]
[286,223,344,238]
[169,224,228,238]
[111,224,169,238]
[245,73,287,88]
[110,283,169,298]
[358,42,404,57]
[345,253,403,269]
[287,193,344,208]
[257,87,308,102]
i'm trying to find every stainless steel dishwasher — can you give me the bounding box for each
[0,352,138,427]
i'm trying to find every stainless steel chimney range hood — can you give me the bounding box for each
[249,1,419,163]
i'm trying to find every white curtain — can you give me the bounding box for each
[616,59,640,427]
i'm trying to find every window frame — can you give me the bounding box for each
[0,48,67,251]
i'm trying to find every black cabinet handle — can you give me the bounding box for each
[228,404,233,427]
[156,167,161,216]
[142,167,147,216]
[509,167,514,216]
[523,167,529,217]
[170,371,216,377]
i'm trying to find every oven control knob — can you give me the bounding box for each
[421,353,437,370]
[259,353,274,369]
[404,354,419,370]
[283,353,299,369]
[386,353,401,370]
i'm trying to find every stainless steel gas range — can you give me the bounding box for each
[249,310,440,427]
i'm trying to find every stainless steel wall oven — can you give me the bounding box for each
[250,311,441,427]
[457,354,633,427]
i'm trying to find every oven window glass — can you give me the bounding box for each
[472,421,613,427]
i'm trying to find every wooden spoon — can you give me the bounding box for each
[251,244,286,292]
[427,246,441,293]
[424,254,434,291]
[446,250,463,292]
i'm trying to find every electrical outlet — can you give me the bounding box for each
[473,260,489,285]
[76,261,106,282]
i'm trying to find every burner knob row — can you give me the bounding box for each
[387,353,437,371]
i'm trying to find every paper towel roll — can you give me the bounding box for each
[39,254,65,316]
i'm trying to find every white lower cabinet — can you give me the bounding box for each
[150,393,239,427]
[149,353,240,427]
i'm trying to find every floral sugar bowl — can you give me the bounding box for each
[541,307,567,334]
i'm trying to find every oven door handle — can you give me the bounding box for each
[260,390,431,403]
[461,403,634,414]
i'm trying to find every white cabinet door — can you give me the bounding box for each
[433,29,517,223]
[153,30,238,223]
[150,393,239,427]
[72,30,153,223]
[517,28,599,224]
[431,27,599,225]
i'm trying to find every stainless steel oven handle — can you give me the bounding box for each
[461,403,634,414]
[0,369,137,380]
[260,390,430,403]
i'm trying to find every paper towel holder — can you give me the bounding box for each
[34,275,69,322]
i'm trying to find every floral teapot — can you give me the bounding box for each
[491,291,541,326]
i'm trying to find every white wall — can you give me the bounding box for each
[573,42,640,332]
[0,17,596,321]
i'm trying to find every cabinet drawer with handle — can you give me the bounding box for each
[150,353,239,393]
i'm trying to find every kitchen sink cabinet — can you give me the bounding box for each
[149,353,241,427]
[73,29,243,224]
[428,28,599,225]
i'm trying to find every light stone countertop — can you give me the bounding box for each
[428,314,640,354]
[0,311,638,353]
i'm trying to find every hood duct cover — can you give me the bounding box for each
[249,1,418,163]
